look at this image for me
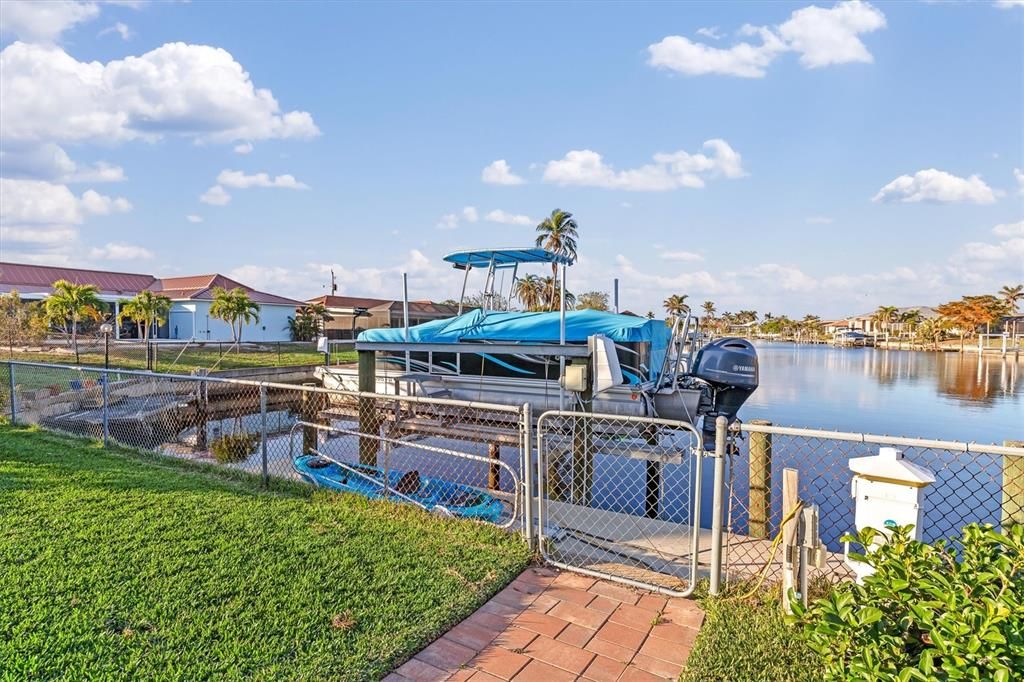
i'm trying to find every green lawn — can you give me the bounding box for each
[681,584,823,682]
[0,423,530,681]
[5,345,357,374]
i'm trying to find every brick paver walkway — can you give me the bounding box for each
[386,566,704,682]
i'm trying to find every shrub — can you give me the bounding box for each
[790,523,1024,682]
[209,432,258,464]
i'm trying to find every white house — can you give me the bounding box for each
[0,262,302,342]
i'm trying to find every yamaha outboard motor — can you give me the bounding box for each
[690,338,759,449]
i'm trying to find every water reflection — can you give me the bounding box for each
[742,343,1023,443]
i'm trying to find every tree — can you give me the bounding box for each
[119,290,171,341]
[209,287,261,344]
[534,208,579,304]
[44,280,104,363]
[539,276,574,311]
[663,294,689,329]
[701,301,716,318]
[646,311,655,320]
[872,306,899,336]
[0,290,47,353]
[576,291,609,311]
[1000,284,1023,313]
[936,295,1010,350]
[286,303,333,341]
[514,275,544,311]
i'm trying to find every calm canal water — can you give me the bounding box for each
[741,342,1023,445]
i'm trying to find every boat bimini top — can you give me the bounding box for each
[443,247,574,269]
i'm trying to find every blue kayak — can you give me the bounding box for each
[293,454,505,523]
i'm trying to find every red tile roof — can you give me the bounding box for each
[0,262,301,306]
[0,262,155,296]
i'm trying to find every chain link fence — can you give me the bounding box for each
[3,360,529,534]
[722,421,1024,587]
[2,339,351,373]
[4,359,1022,597]
[536,411,705,596]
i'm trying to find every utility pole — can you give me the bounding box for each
[330,269,338,296]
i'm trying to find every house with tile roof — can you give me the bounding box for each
[0,262,303,342]
[306,294,462,339]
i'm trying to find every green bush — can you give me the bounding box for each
[209,432,258,464]
[791,523,1024,681]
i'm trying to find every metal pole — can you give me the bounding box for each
[104,333,110,370]
[521,402,534,549]
[709,415,728,596]
[559,263,566,411]
[613,278,619,314]
[101,370,109,446]
[403,272,410,372]
[8,361,16,424]
[457,265,471,315]
[260,385,268,487]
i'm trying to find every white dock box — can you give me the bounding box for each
[846,447,935,581]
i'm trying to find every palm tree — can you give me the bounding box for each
[663,294,689,329]
[209,287,261,344]
[646,311,655,320]
[514,275,544,311]
[539,276,574,311]
[1000,284,1023,313]
[534,209,579,304]
[44,280,104,363]
[119,291,172,341]
[872,305,899,336]
[701,300,716,318]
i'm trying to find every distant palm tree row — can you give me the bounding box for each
[37,280,261,360]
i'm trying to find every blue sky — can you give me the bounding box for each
[1,0,1021,318]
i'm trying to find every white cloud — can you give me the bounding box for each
[186,214,203,223]
[994,0,1024,8]
[0,178,131,256]
[481,160,525,186]
[992,220,1024,238]
[228,264,294,290]
[543,139,745,191]
[0,0,101,43]
[748,263,818,292]
[872,169,997,204]
[648,1,885,78]
[1014,168,1023,195]
[462,206,479,222]
[98,21,133,41]
[216,169,309,190]
[695,26,723,40]
[234,142,254,155]
[485,209,533,225]
[89,242,153,260]
[805,215,834,224]
[200,185,231,205]
[660,251,704,262]
[0,42,320,144]
[80,189,132,215]
[0,143,125,183]
[436,213,459,230]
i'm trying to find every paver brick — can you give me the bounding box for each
[588,581,640,605]
[631,651,685,678]
[555,622,595,648]
[394,658,449,682]
[547,600,609,630]
[471,647,531,680]
[586,635,638,664]
[414,636,476,671]
[618,664,670,681]
[609,603,659,632]
[582,654,628,682]
[544,586,596,606]
[595,620,648,650]
[512,659,578,682]
[525,635,597,674]
[513,610,569,638]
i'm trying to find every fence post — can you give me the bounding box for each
[781,468,800,613]
[521,402,535,550]
[709,415,728,596]
[487,442,501,490]
[101,370,109,446]
[1003,441,1024,529]
[357,350,379,465]
[7,361,15,424]
[260,384,269,487]
[749,420,773,539]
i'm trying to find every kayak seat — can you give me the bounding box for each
[395,469,421,495]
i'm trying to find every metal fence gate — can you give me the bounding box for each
[535,410,708,596]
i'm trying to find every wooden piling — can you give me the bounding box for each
[1003,440,1024,529]
[749,420,773,539]
[301,383,320,455]
[643,423,660,519]
[357,350,379,466]
[488,442,501,490]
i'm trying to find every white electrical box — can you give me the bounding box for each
[560,364,589,392]
[846,447,935,582]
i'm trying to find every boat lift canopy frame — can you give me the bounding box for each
[444,247,574,315]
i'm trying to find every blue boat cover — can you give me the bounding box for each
[359,309,669,380]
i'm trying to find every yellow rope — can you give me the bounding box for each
[725,500,805,602]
